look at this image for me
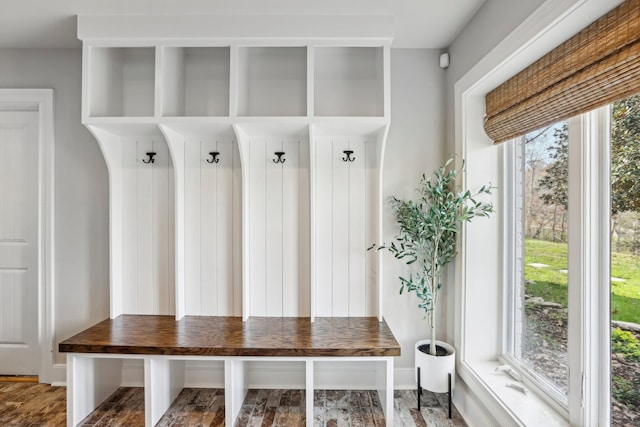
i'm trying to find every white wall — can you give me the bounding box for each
[447,0,546,86]
[383,48,447,380]
[0,49,110,366]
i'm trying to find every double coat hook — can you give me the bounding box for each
[143,152,156,164]
[273,152,286,164]
[207,152,220,164]
[342,150,355,162]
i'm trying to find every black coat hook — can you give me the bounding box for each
[143,152,156,164]
[207,152,220,164]
[342,150,355,162]
[273,152,286,164]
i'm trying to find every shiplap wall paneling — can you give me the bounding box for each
[264,140,286,317]
[232,138,243,317]
[247,139,266,316]
[89,47,156,117]
[152,140,175,315]
[313,135,331,317]
[366,136,380,318]
[284,140,310,317]
[298,140,311,318]
[246,138,310,317]
[161,47,230,117]
[183,138,241,316]
[121,137,175,315]
[314,137,376,317]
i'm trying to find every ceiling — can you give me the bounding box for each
[0,0,485,49]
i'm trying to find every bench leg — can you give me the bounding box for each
[306,360,314,427]
[376,357,394,427]
[145,358,185,426]
[66,355,122,427]
[225,359,248,426]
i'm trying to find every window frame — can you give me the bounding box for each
[566,107,611,426]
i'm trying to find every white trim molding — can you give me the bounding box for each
[0,88,55,384]
[567,108,611,426]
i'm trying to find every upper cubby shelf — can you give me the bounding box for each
[79,15,391,125]
[314,47,384,117]
[83,46,389,124]
[89,47,156,117]
[161,47,230,117]
[237,47,307,117]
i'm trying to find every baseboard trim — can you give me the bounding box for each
[451,369,497,427]
[394,367,417,389]
[0,375,38,383]
[50,363,66,386]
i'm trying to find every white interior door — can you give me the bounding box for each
[0,111,39,375]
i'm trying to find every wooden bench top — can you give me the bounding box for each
[59,315,401,357]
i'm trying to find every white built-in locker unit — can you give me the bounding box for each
[78,16,392,322]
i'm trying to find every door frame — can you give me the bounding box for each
[0,89,55,383]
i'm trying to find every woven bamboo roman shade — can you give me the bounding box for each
[485,0,640,143]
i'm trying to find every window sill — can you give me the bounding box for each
[459,359,570,427]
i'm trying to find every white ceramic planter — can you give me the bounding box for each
[415,339,455,393]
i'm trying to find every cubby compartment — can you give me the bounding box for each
[237,130,310,317]
[312,133,380,317]
[314,47,384,117]
[89,47,156,117]
[182,137,242,316]
[161,47,230,117]
[237,47,307,117]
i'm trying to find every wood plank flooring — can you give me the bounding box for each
[0,382,466,426]
[0,382,66,427]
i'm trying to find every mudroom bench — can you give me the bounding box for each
[59,315,401,427]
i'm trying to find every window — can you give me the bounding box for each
[502,108,611,424]
[609,94,640,425]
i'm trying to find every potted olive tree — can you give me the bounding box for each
[373,156,493,402]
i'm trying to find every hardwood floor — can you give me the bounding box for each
[80,387,146,426]
[0,382,66,427]
[0,382,466,426]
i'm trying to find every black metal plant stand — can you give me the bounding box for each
[417,366,452,418]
